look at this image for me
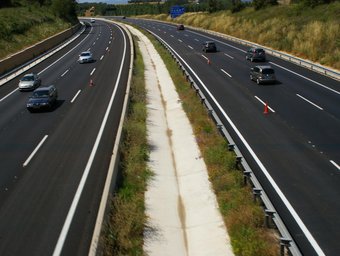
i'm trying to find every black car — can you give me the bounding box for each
[27,85,58,112]
[177,24,185,30]
[202,41,217,53]
[246,47,266,62]
[250,65,276,85]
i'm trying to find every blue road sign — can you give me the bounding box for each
[170,5,185,18]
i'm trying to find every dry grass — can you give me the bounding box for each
[140,2,340,70]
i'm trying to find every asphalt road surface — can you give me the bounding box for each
[0,19,131,255]
[122,18,340,256]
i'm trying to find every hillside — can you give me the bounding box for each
[139,2,340,70]
[0,5,77,60]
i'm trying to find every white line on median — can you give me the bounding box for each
[90,68,96,76]
[61,69,69,77]
[71,90,81,103]
[296,94,323,110]
[255,96,276,112]
[23,135,48,167]
[330,160,340,171]
[221,69,232,78]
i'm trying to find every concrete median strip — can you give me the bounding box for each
[127,25,234,256]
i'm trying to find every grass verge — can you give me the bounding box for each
[103,26,279,255]
[102,35,151,256]
[0,6,73,59]
[138,2,340,70]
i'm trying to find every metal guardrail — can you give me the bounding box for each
[192,26,340,81]
[148,29,303,256]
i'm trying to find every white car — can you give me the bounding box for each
[18,73,41,91]
[78,51,93,64]
[90,18,95,23]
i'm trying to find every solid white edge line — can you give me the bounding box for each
[151,32,325,256]
[330,160,340,171]
[61,69,69,77]
[270,62,340,96]
[254,96,276,113]
[220,68,232,78]
[23,135,48,167]
[90,68,96,76]
[70,90,81,103]
[52,22,127,256]
[296,94,323,110]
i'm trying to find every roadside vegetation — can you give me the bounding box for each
[139,2,340,70]
[102,36,151,255]
[103,27,278,255]
[0,0,78,60]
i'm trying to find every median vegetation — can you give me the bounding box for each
[140,2,340,70]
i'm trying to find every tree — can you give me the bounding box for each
[51,0,77,22]
[253,0,278,10]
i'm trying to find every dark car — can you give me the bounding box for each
[177,24,185,30]
[250,65,276,85]
[27,85,58,112]
[246,47,266,62]
[202,41,217,53]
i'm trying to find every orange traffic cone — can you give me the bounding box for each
[264,103,269,114]
[89,79,94,87]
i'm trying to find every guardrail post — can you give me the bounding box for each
[243,170,251,186]
[253,188,262,202]
[265,209,275,228]
[280,237,291,256]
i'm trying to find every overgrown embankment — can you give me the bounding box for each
[0,6,75,59]
[140,2,340,70]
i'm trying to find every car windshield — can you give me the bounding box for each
[262,69,274,74]
[81,53,90,57]
[32,90,49,98]
[21,75,34,81]
[256,49,265,53]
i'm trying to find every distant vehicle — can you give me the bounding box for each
[26,85,58,112]
[78,51,93,64]
[246,47,266,62]
[202,41,217,53]
[250,65,276,85]
[90,18,95,23]
[122,16,126,19]
[18,73,41,91]
[177,24,185,30]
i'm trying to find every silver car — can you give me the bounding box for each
[18,73,41,91]
[78,51,93,64]
[250,65,276,85]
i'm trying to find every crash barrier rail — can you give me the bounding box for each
[0,22,83,85]
[148,29,303,256]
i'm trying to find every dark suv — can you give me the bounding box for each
[250,65,276,85]
[177,24,185,30]
[246,47,266,62]
[202,41,217,53]
[27,85,58,112]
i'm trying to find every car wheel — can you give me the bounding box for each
[256,78,260,85]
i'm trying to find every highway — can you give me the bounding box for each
[0,19,131,255]
[122,18,340,256]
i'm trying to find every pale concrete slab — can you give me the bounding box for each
[127,25,234,256]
